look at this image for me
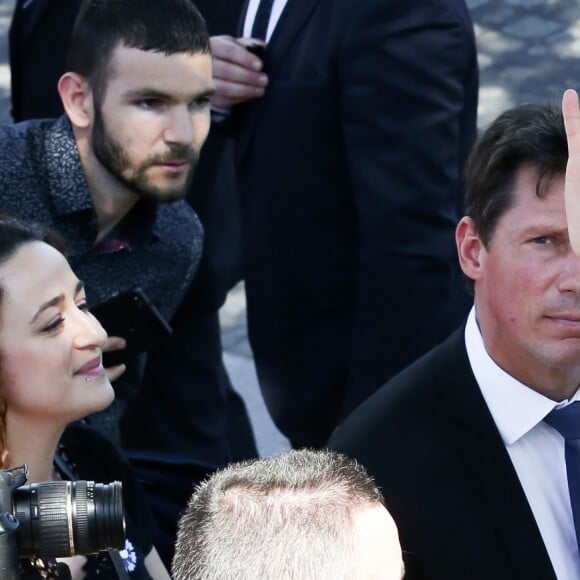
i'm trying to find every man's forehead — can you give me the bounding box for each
[489,169,566,244]
[102,44,212,93]
[106,43,210,77]
[515,164,563,189]
[110,42,211,62]
[509,166,565,206]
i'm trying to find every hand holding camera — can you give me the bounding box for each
[0,465,125,580]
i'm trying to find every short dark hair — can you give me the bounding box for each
[465,102,567,248]
[67,0,210,101]
[172,449,386,580]
[0,215,64,263]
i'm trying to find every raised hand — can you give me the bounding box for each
[563,89,580,255]
[102,336,126,382]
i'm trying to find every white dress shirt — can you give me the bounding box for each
[242,0,288,41]
[465,307,580,579]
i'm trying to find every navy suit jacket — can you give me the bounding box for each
[232,0,479,446]
[328,329,557,580]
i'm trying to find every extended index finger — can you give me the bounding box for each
[103,335,127,352]
[563,89,580,255]
[563,89,580,148]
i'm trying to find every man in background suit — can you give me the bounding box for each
[9,0,256,567]
[329,96,580,579]
[211,0,479,447]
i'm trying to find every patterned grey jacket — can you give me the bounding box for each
[0,115,204,437]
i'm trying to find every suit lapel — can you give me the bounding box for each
[235,0,321,161]
[445,340,557,579]
[265,0,321,64]
[239,0,321,58]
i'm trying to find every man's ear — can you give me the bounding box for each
[456,216,486,282]
[57,72,94,129]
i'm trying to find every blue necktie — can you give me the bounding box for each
[544,401,580,553]
[251,0,275,40]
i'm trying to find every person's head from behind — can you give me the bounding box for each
[0,216,113,469]
[58,0,214,203]
[455,103,580,400]
[172,449,404,580]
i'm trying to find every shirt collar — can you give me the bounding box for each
[464,307,580,446]
[94,199,158,255]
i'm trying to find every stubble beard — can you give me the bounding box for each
[90,105,199,203]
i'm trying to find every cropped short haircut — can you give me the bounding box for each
[172,449,385,580]
[67,0,210,103]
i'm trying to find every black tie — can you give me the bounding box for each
[544,402,580,553]
[251,0,275,40]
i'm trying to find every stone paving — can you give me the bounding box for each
[468,0,580,129]
[0,0,578,453]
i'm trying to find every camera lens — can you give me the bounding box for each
[13,480,126,558]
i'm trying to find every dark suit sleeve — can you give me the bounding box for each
[9,0,85,121]
[337,0,477,408]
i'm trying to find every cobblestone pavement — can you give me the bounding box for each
[468,0,580,129]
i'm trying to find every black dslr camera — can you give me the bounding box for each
[0,465,125,580]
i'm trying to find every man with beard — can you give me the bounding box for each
[8,0,259,568]
[0,0,213,563]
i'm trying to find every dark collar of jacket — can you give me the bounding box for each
[329,327,557,580]
[406,328,558,580]
[43,115,94,215]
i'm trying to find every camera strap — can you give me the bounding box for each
[53,451,76,481]
[107,549,131,579]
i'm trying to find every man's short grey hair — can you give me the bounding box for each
[172,449,385,580]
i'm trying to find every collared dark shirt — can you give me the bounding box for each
[0,115,204,439]
[94,199,158,256]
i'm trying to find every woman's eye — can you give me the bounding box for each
[77,302,89,312]
[42,317,65,333]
